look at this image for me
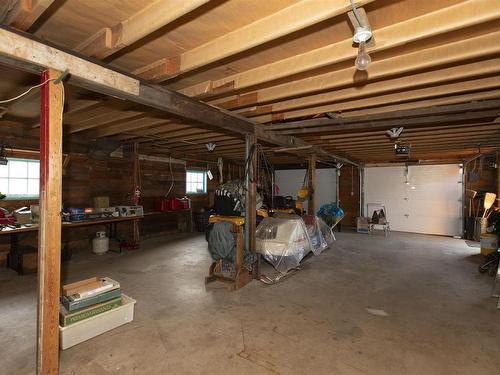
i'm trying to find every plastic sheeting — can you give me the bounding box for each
[303,215,335,255]
[256,215,310,274]
[256,214,335,274]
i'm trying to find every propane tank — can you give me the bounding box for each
[92,231,109,255]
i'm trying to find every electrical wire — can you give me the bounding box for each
[0,79,54,104]
[164,156,175,198]
[0,77,65,129]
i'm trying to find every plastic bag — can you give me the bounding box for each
[303,215,335,255]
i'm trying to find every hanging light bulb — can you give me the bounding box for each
[355,41,371,70]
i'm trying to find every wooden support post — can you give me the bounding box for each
[132,142,140,243]
[38,68,63,374]
[308,155,316,215]
[244,134,259,279]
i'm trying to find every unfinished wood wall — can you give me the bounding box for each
[465,157,498,196]
[339,166,360,227]
[0,145,242,263]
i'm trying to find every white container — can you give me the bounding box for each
[92,231,109,255]
[59,294,136,350]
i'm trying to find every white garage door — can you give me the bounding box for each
[364,165,462,236]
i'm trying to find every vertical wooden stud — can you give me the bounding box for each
[132,142,140,243]
[308,155,317,215]
[244,134,259,278]
[38,69,63,375]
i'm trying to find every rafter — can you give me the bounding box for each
[236,57,500,117]
[211,31,500,109]
[134,0,375,81]
[252,76,500,123]
[327,89,500,119]
[275,110,500,135]
[267,99,500,131]
[180,0,500,98]
[75,0,209,59]
[0,0,54,31]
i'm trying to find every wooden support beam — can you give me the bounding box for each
[75,0,209,59]
[268,99,500,131]
[0,0,54,31]
[180,0,500,98]
[135,0,375,81]
[0,25,356,165]
[308,155,317,215]
[321,89,500,120]
[237,58,500,117]
[253,76,500,123]
[212,31,500,108]
[37,68,63,375]
[321,128,500,146]
[244,134,258,279]
[333,135,500,151]
[276,110,500,135]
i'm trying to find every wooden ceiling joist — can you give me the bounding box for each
[67,111,149,134]
[134,0,375,82]
[87,119,179,139]
[253,75,500,123]
[0,25,258,136]
[180,0,500,98]
[275,110,500,135]
[327,89,500,120]
[268,99,500,131]
[237,57,500,117]
[0,0,54,31]
[212,31,500,110]
[75,0,210,59]
[323,131,500,149]
[317,124,500,144]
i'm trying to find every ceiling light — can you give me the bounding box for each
[206,142,216,151]
[352,26,372,44]
[355,41,371,71]
[386,127,404,140]
[350,0,373,71]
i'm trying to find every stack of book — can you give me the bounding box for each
[60,277,121,327]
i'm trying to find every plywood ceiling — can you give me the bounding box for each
[1,0,499,164]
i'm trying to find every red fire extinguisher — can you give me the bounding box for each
[132,185,141,205]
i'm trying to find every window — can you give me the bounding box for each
[0,158,40,199]
[186,170,207,194]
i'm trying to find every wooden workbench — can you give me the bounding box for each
[1,216,143,274]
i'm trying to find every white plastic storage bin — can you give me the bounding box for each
[59,294,136,350]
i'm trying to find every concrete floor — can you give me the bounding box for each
[0,231,499,375]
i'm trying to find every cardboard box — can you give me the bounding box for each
[93,196,110,208]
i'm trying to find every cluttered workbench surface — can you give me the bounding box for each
[0,215,144,235]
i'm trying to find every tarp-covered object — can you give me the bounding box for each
[208,221,257,265]
[303,215,335,255]
[255,215,312,274]
[214,180,263,216]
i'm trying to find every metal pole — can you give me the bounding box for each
[244,134,251,252]
[336,167,341,206]
[359,167,365,217]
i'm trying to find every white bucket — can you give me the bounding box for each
[92,231,109,255]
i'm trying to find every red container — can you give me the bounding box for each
[154,198,170,212]
[169,198,183,211]
[179,198,190,209]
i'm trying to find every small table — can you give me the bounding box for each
[143,209,193,232]
[1,216,143,273]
